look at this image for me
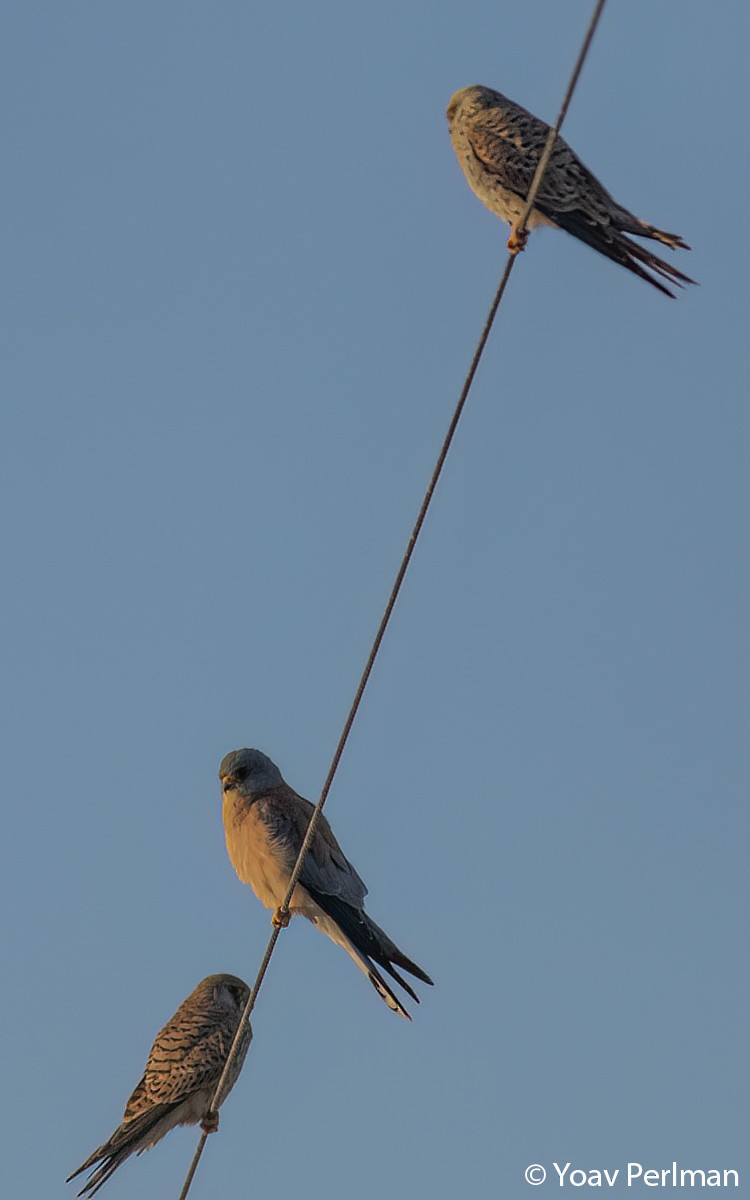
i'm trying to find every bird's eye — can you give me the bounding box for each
[235,766,249,781]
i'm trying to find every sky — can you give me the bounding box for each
[2,2,748,1198]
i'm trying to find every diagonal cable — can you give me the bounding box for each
[177,3,607,1196]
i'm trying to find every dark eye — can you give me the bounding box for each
[235,766,249,781]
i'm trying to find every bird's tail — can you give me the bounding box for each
[550,206,696,297]
[618,214,691,252]
[613,232,695,297]
[66,1105,176,1197]
[364,914,434,989]
[303,887,433,1019]
[366,963,415,1020]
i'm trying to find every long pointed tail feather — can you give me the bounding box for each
[67,1105,177,1197]
[622,217,691,252]
[304,886,432,1016]
[367,965,413,1020]
[541,206,696,297]
[364,914,434,987]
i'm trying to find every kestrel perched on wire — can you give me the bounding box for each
[220,748,433,1019]
[67,974,252,1197]
[447,84,695,297]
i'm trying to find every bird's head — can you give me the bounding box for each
[446,85,497,125]
[219,747,283,798]
[194,973,251,1009]
[215,974,252,1012]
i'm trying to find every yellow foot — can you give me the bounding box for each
[201,1110,220,1135]
[507,225,529,255]
[272,906,290,928]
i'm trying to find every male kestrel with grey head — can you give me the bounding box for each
[67,974,252,1197]
[447,85,695,297]
[220,748,433,1019]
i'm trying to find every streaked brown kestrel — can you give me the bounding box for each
[67,974,252,1197]
[447,85,695,297]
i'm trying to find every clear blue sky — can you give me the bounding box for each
[2,3,747,1198]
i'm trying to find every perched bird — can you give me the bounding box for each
[67,974,252,1197]
[447,84,695,297]
[220,748,433,1019]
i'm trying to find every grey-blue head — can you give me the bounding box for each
[219,748,284,797]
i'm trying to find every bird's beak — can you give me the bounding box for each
[221,776,234,793]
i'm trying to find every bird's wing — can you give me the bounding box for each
[264,786,368,907]
[534,141,618,224]
[135,1006,229,1110]
[470,112,615,225]
[469,120,540,197]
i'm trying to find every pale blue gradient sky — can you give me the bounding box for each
[2,4,748,1198]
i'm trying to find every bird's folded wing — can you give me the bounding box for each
[469,124,537,197]
[267,787,369,905]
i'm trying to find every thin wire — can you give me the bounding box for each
[177,4,607,1196]
[515,0,608,246]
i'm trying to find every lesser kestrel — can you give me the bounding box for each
[67,974,252,1196]
[220,748,433,1019]
[447,84,695,296]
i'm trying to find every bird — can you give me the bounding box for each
[446,84,695,297]
[67,974,252,1197]
[219,748,433,1019]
